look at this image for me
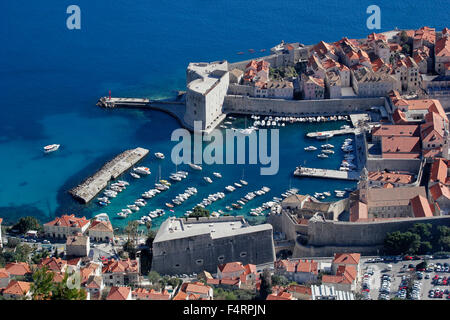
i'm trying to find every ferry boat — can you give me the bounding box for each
[213,172,222,178]
[155,152,165,159]
[188,163,203,171]
[43,144,60,153]
[133,167,151,175]
[304,146,317,151]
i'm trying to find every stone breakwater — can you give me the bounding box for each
[69,147,149,204]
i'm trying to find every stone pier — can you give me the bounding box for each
[69,147,149,203]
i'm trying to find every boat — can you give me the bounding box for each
[130,172,140,179]
[133,167,151,175]
[322,149,334,154]
[304,146,317,151]
[165,203,174,208]
[240,180,248,186]
[213,172,222,178]
[323,191,331,196]
[155,152,165,159]
[316,133,334,140]
[160,180,171,186]
[321,144,334,149]
[98,201,108,206]
[43,144,60,153]
[234,182,242,188]
[237,51,244,55]
[317,153,328,158]
[188,163,203,171]
[204,177,213,184]
[116,212,127,218]
[225,185,236,192]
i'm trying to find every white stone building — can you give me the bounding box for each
[66,234,90,257]
[185,61,229,132]
[435,37,450,75]
[43,214,90,239]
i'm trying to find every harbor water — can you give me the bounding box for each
[1,0,447,228]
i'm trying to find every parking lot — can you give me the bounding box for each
[360,256,450,300]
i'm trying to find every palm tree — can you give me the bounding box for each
[31,266,54,300]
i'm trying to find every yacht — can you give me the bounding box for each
[234,182,242,188]
[316,133,333,140]
[317,153,328,158]
[204,177,213,184]
[240,180,248,186]
[304,146,318,151]
[322,149,334,154]
[225,185,236,192]
[43,144,60,153]
[155,152,165,159]
[213,172,222,178]
[188,163,203,171]
[117,212,127,218]
[130,172,140,179]
[165,202,174,208]
[170,174,182,182]
[133,167,151,175]
[321,144,334,149]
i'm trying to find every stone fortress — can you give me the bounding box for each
[151,216,275,275]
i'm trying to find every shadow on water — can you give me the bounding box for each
[0,205,48,225]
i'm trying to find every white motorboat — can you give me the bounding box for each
[43,144,60,153]
[117,212,127,218]
[234,182,242,188]
[240,180,248,186]
[304,146,318,151]
[133,166,151,175]
[188,163,203,171]
[321,144,334,149]
[204,177,213,184]
[225,185,236,192]
[155,152,165,159]
[322,149,334,154]
[130,172,140,179]
[317,153,328,158]
[213,172,222,178]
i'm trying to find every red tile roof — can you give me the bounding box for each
[372,125,419,138]
[89,220,113,232]
[218,262,245,274]
[410,195,433,218]
[0,268,9,279]
[381,136,421,154]
[430,158,448,184]
[132,288,170,300]
[106,286,131,300]
[39,257,67,273]
[3,280,31,296]
[429,183,450,201]
[102,259,138,274]
[333,253,360,265]
[45,214,90,228]
[5,262,31,276]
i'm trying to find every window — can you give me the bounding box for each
[175,264,180,268]
[218,255,225,262]
[196,259,204,265]
[240,252,247,258]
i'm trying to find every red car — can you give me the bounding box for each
[404,256,413,260]
[443,280,448,285]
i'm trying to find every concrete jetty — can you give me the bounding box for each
[293,166,360,181]
[306,127,359,139]
[69,147,149,204]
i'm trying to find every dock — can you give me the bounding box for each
[293,166,360,181]
[306,127,359,139]
[69,147,149,204]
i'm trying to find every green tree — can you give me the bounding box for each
[259,269,272,300]
[399,31,409,44]
[148,271,161,286]
[12,216,41,234]
[409,223,432,242]
[401,44,411,55]
[189,206,210,218]
[271,274,289,286]
[384,231,420,255]
[14,244,32,262]
[51,272,87,300]
[31,266,54,300]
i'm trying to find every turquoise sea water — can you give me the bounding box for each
[1,0,448,228]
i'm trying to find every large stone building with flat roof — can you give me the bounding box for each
[151,216,275,275]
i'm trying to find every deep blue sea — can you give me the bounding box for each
[1,0,448,229]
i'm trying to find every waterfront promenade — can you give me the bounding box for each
[293,166,360,181]
[306,127,359,138]
[69,147,149,204]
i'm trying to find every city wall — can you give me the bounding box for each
[223,95,386,116]
[366,158,423,173]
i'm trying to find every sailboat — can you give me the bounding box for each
[240,168,248,185]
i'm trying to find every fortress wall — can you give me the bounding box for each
[293,243,384,258]
[223,95,386,116]
[307,216,450,247]
[228,84,254,96]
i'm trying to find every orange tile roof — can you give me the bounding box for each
[382,136,421,154]
[368,171,413,184]
[5,262,31,276]
[0,268,9,279]
[286,284,312,296]
[266,291,293,300]
[106,286,130,300]
[89,220,113,232]
[414,26,436,44]
[218,262,245,273]
[132,288,170,300]
[372,125,419,138]
[333,253,361,265]
[410,195,433,218]
[3,280,31,296]
[39,257,67,273]
[102,259,138,274]
[430,158,448,183]
[429,183,450,201]
[185,282,211,295]
[45,214,89,228]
